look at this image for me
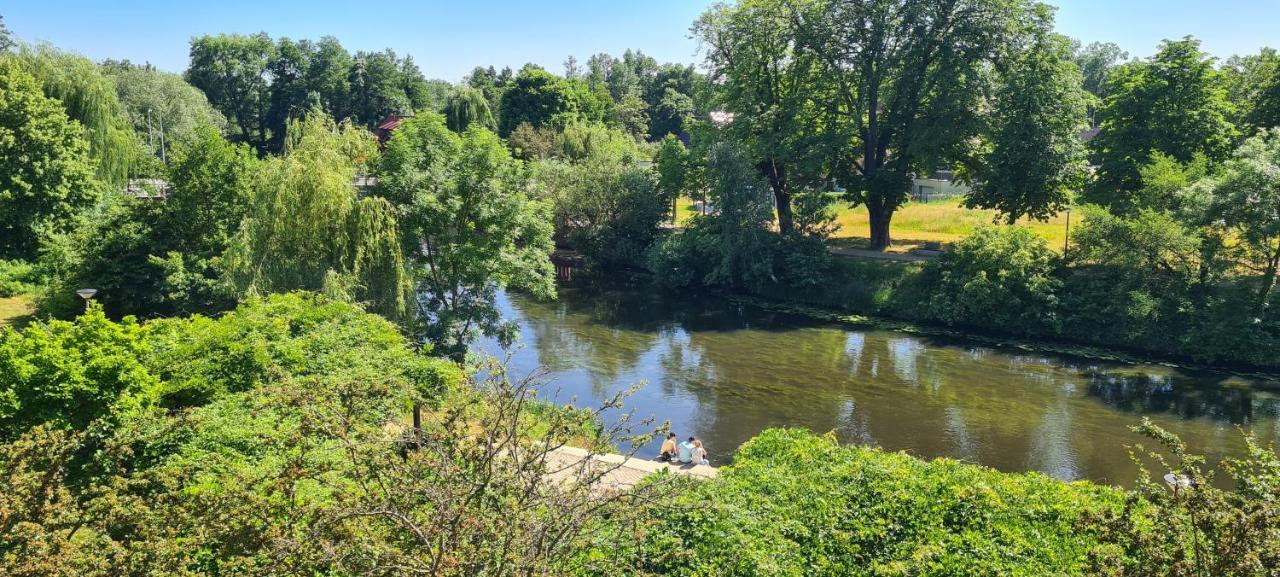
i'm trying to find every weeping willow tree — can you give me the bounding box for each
[444,86,496,133]
[12,44,140,185]
[226,112,409,320]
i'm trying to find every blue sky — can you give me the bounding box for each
[4,0,1278,81]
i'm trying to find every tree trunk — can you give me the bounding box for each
[774,189,794,235]
[762,161,793,235]
[1256,243,1280,317]
[868,204,893,250]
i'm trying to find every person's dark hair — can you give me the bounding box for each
[687,436,695,442]
[668,433,677,439]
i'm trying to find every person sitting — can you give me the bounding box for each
[658,432,678,462]
[677,436,695,464]
[692,439,709,466]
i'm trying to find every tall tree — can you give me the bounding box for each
[186,33,275,149]
[798,0,1031,249]
[1071,41,1128,126]
[965,28,1089,223]
[0,15,14,52]
[695,0,824,235]
[376,114,554,359]
[498,65,586,136]
[226,114,408,319]
[1211,129,1280,315]
[444,86,495,133]
[15,44,139,185]
[0,58,99,261]
[1089,37,1236,211]
[103,62,226,163]
[1240,49,1280,132]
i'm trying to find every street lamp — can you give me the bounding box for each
[75,288,97,312]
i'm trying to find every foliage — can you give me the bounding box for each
[965,29,1089,223]
[1209,129,1280,315]
[102,61,226,163]
[0,260,36,297]
[694,0,824,235]
[0,58,99,261]
[187,33,434,153]
[0,303,156,441]
[38,128,254,319]
[1089,38,1237,211]
[12,44,140,185]
[793,0,1043,248]
[637,428,1125,576]
[226,113,408,319]
[919,227,1063,336]
[538,148,669,268]
[0,293,462,575]
[497,65,607,136]
[444,85,495,133]
[377,113,555,358]
[1072,41,1129,126]
[1084,420,1280,576]
[186,33,274,148]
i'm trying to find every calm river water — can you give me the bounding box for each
[479,284,1280,486]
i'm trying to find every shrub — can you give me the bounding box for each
[637,428,1124,576]
[918,226,1062,335]
[0,260,38,297]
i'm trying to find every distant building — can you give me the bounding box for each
[124,178,171,201]
[911,169,969,202]
[374,112,414,148]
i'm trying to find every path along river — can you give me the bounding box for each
[479,283,1280,486]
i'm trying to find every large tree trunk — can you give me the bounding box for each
[761,161,793,235]
[868,204,893,250]
[1256,242,1280,316]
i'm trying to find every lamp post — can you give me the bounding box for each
[75,288,97,313]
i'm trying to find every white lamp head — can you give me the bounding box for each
[75,288,98,301]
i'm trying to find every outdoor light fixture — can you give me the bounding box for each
[76,288,98,301]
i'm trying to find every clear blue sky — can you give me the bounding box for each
[4,0,1278,81]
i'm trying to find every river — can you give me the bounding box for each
[478,283,1280,486]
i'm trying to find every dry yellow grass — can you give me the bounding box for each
[0,295,34,329]
[831,196,1073,248]
[674,196,1077,252]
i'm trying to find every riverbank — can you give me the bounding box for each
[719,291,1280,384]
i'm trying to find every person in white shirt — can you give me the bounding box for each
[692,439,709,466]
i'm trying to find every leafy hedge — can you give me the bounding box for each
[636,428,1126,576]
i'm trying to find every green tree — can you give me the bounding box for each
[497,65,581,136]
[186,33,275,149]
[0,15,14,52]
[14,44,139,185]
[377,114,554,358]
[1072,40,1129,126]
[1245,49,1280,132]
[0,59,99,261]
[922,226,1062,335]
[799,0,1037,248]
[102,62,226,163]
[1210,129,1280,315]
[444,85,495,133]
[0,304,157,441]
[226,114,408,320]
[1089,37,1237,211]
[695,0,824,236]
[965,30,1089,223]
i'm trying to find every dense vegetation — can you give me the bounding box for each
[2,2,1280,574]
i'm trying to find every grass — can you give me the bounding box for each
[0,295,35,329]
[670,195,1077,253]
[831,196,1076,252]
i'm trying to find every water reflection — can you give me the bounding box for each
[481,284,1280,486]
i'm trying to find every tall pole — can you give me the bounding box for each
[1063,208,1071,253]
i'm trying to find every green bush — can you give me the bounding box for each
[917,226,1062,336]
[636,428,1124,576]
[0,259,38,297]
